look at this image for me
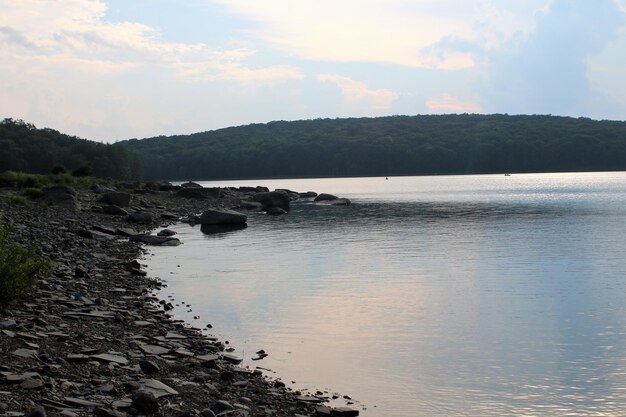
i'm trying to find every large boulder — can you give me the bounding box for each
[326,198,351,206]
[275,189,300,201]
[251,191,290,211]
[314,193,351,206]
[100,192,131,207]
[176,187,221,199]
[199,209,247,225]
[298,191,318,198]
[180,181,203,188]
[127,211,154,224]
[42,185,78,209]
[313,193,338,202]
[102,205,129,216]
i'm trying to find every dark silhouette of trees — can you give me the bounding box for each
[119,114,626,180]
[0,118,141,179]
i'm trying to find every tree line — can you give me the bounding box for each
[2,115,625,181]
[0,118,141,180]
[119,114,626,180]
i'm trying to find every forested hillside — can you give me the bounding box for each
[0,118,141,179]
[121,114,626,180]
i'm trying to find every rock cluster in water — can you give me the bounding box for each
[0,182,360,417]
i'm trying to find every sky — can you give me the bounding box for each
[1,0,626,142]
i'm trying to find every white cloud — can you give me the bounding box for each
[317,74,399,112]
[0,0,306,140]
[426,94,482,113]
[208,0,546,68]
[0,0,303,83]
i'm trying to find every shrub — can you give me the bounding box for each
[72,164,92,177]
[0,171,44,189]
[23,187,43,199]
[0,217,52,304]
[7,195,27,206]
[51,165,67,175]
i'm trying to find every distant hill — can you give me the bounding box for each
[0,118,141,180]
[120,114,626,181]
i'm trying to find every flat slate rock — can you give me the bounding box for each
[220,353,243,365]
[6,373,40,383]
[296,395,325,404]
[64,397,105,408]
[91,353,129,365]
[12,348,38,359]
[139,345,170,355]
[139,379,178,398]
[20,378,44,389]
[67,354,90,362]
[63,311,114,319]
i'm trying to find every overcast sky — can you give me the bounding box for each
[1,0,625,142]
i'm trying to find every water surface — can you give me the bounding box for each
[145,172,626,416]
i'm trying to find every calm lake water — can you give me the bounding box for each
[145,172,626,417]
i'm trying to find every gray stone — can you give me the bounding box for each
[21,378,44,389]
[298,191,318,198]
[220,353,243,365]
[180,181,202,188]
[161,211,178,219]
[92,225,117,235]
[138,360,160,374]
[100,192,131,207]
[93,408,126,417]
[90,353,129,366]
[115,228,140,237]
[102,205,129,216]
[63,397,104,408]
[327,198,351,206]
[266,207,287,216]
[94,408,127,417]
[238,200,263,210]
[25,406,46,417]
[314,193,338,202]
[156,229,176,237]
[139,344,170,355]
[43,185,78,209]
[200,209,247,225]
[331,407,359,416]
[129,234,180,246]
[251,191,290,211]
[177,187,221,199]
[127,211,153,224]
[213,400,234,414]
[139,379,178,398]
[132,391,159,414]
[12,348,38,359]
[200,408,217,417]
[0,319,16,328]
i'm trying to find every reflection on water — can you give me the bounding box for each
[200,223,248,236]
[145,172,626,417]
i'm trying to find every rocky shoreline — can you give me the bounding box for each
[0,184,356,417]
